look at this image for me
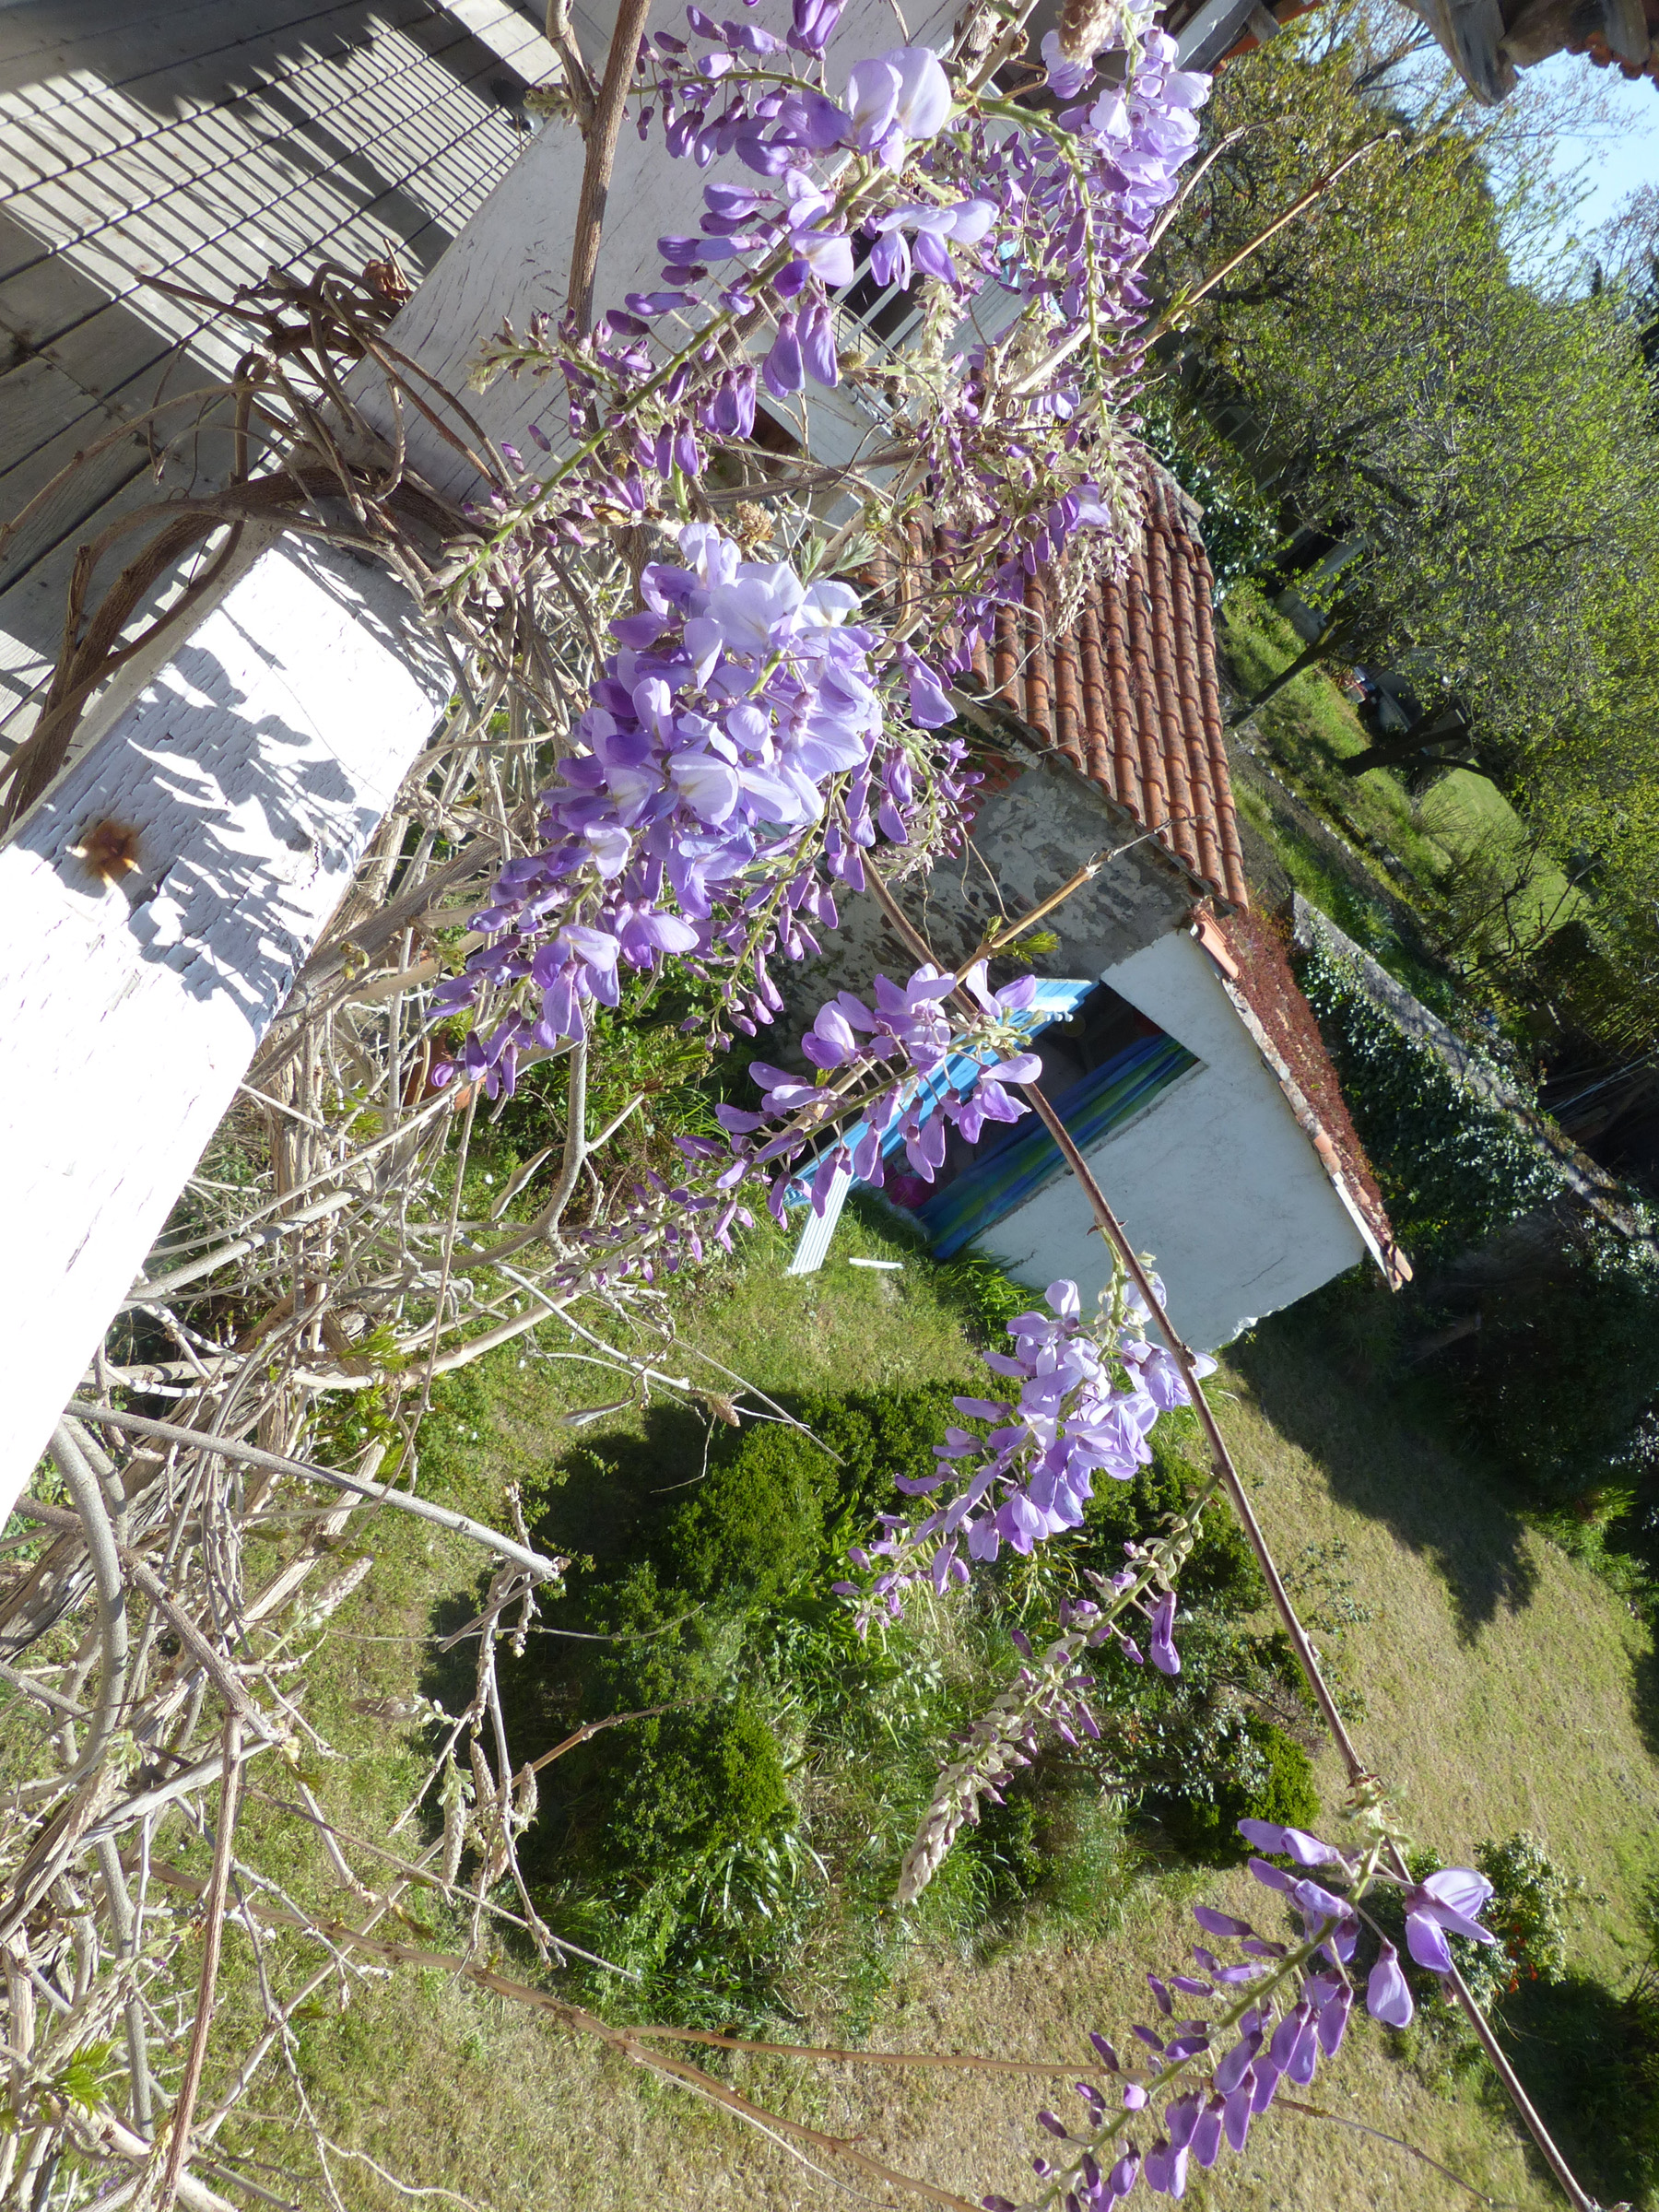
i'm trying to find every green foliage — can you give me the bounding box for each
[1498,1958,1659,2212]
[606,1697,790,1860]
[1152,1715,1320,1866]
[1461,1831,1577,2012]
[660,1424,826,1604]
[961,1791,1046,1908]
[1140,386,1279,595]
[796,1380,978,1551]
[466,1372,1312,2018]
[465,967,721,1218]
[1299,937,1659,1504]
[1074,1418,1263,1618]
[1296,936,1564,1261]
[1451,1234,1659,1506]
[1380,1841,1655,2206]
[986,1419,1315,1868]
[1158,0,1659,850]
[934,1250,1044,1338]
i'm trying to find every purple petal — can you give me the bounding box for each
[1366,1941,1415,2027]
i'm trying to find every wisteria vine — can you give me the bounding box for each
[430,522,976,1089]
[433,0,1213,1098]
[402,5,1600,2200]
[990,1817,1500,2208]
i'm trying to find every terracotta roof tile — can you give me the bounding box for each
[931,451,1252,911]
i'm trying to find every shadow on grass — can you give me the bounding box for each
[418,1404,718,1819]
[1632,1638,1659,1769]
[1230,1304,1540,1641]
[1488,1970,1659,2212]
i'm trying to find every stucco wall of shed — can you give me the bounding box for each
[980,930,1370,1351]
[777,749,1195,1053]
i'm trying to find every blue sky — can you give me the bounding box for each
[1533,51,1659,253]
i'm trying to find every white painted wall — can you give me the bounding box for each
[982,930,1370,1351]
[0,541,453,1501]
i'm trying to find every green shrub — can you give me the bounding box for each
[1463,1831,1576,2012]
[794,1382,976,1559]
[961,1791,1046,1909]
[1499,1961,1659,2212]
[1367,1832,1585,2100]
[1153,1714,1320,1866]
[1415,1873,1659,2209]
[935,1251,1043,1338]
[660,1424,827,1604]
[1296,936,1563,1262]
[1075,1422,1264,1618]
[607,1696,790,1861]
[1451,1239,1659,1505]
[1297,937,1659,1507]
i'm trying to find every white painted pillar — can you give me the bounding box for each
[0,545,452,1498]
[0,0,961,1508]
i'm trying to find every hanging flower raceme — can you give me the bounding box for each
[834,1277,1218,1627]
[430,523,971,1089]
[710,955,1052,1237]
[459,4,1214,721]
[989,1823,1498,2207]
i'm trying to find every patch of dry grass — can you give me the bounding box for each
[1222,1323,1659,1980]
[262,1888,1553,2212]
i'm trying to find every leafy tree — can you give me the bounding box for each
[1152,0,1659,864]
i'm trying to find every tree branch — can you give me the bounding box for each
[567,0,655,334]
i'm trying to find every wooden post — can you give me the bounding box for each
[0,0,960,1507]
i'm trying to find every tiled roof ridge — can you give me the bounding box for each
[899,448,1252,912]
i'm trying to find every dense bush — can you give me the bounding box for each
[988,1418,1317,1865]
[606,1696,790,1860]
[1295,937,1564,1262]
[796,1380,982,1553]
[1366,1841,1659,2207]
[1297,938,1659,1512]
[1140,386,1279,596]
[1368,1832,1578,2057]
[464,1379,1316,2018]
[1463,1831,1576,2012]
[659,1423,826,1603]
[1153,1713,1320,1866]
[1453,1236,1659,1506]
[1496,1936,1659,2211]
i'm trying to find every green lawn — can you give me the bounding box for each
[184,1227,1659,2212]
[1220,588,1448,885]
[1418,768,1583,944]
[1218,590,1585,1039]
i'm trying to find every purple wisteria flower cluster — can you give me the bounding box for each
[899,12,1209,644]
[989,1818,1499,2207]
[717,958,1044,1221]
[627,0,1211,638]
[637,31,962,408]
[429,524,972,1094]
[840,1277,1218,1619]
[458,4,1211,707]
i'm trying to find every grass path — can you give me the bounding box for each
[1227,1322,1659,1979]
[221,1242,1658,2211]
